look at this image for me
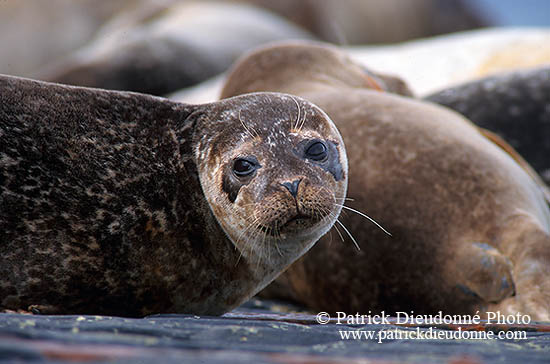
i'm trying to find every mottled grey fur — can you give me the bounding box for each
[426,66,550,185]
[0,75,346,317]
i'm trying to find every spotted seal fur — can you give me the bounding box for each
[221,41,550,321]
[425,66,550,186]
[0,74,348,317]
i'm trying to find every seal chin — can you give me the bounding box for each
[283,212,330,231]
[259,214,319,236]
[264,209,339,243]
[282,214,315,229]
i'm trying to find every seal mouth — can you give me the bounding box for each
[284,214,312,226]
[258,214,321,237]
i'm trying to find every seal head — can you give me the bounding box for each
[196,94,348,284]
[220,40,413,98]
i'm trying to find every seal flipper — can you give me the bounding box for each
[454,242,515,304]
[489,218,550,321]
[27,304,63,315]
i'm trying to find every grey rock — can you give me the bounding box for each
[0,299,549,363]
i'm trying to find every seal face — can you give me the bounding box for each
[194,93,348,284]
[0,74,347,317]
[220,41,550,321]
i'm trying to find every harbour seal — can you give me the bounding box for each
[240,0,487,44]
[37,1,313,95]
[221,42,550,321]
[0,74,348,317]
[425,66,550,186]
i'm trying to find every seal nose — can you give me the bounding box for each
[281,179,301,198]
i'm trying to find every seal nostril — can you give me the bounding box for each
[281,179,301,198]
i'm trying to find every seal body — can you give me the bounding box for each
[38,1,313,95]
[221,41,550,321]
[426,66,550,186]
[0,74,347,317]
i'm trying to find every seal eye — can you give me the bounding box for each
[305,141,328,161]
[233,158,256,177]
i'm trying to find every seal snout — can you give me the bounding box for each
[281,179,301,198]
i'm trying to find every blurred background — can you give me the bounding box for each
[468,0,550,26]
[0,0,548,96]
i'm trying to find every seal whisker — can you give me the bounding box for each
[255,225,269,270]
[236,215,262,245]
[274,239,283,257]
[239,221,265,267]
[313,206,320,221]
[334,204,392,237]
[326,205,343,224]
[273,222,284,258]
[291,96,302,131]
[252,225,265,258]
[234,241,248,267]
[264,227,271,267]
[319,205,346,244]
[322,187,347,205]
[234,216,264,267]
[332,222,345,243]
[238,108,259,139]
[335,219,360,251]
[298,104,308,132]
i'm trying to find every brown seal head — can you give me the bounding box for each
[194,93,348,286]
[0,74,347,317]
[221,40,413,98]
[221,41,550,321]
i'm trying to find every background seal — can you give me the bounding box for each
[221,41,550,321]
[425,66,550,186]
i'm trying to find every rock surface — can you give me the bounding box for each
[171,28,550,104]
[1,299,549,363]
[348,28,550,96]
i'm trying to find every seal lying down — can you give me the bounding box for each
[0,74,348,317]
[221,41,550,322]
